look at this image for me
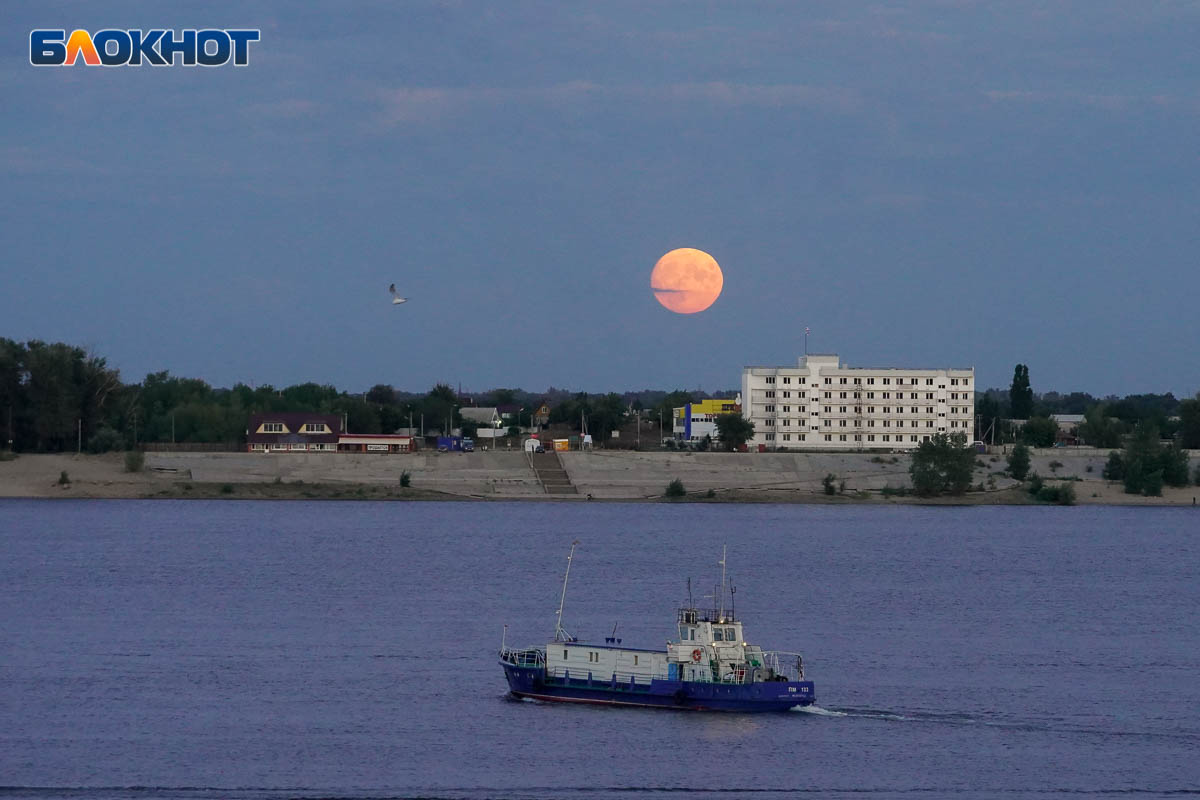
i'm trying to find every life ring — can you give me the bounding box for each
[691,648,703,662]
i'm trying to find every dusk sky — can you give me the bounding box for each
[4,2,1198,397]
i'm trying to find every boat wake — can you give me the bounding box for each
[790,704,846,717]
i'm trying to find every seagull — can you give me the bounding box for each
[389,283,408,305]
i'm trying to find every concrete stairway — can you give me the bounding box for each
[531,450,577,494]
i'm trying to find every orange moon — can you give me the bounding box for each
[651,248,723,314]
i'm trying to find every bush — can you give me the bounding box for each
[1007,444,1031,481]
[664,439,676,450]
[1048,460,1063,472]
[705,488,715,498]
[220,483,234,494]
[881,486,909,497]
[822,474,837,495]
[124,450,144,473]
[1028,472,1044,497]
[87,426,125,454]
[665,478,686,498]
[1036,482,1076,505]
[400,470,411,488]
[58,470,70,485]
[0,450,17,462]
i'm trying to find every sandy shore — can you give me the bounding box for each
[1,450,1196,505]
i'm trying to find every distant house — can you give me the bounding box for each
[337,433,414,453]
[247,412,342,453]
[1051,413,1085,446]
[531,402,551,427]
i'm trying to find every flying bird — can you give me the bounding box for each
[389,283,408,305]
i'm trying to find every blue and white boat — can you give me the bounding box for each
[499,543,816,712]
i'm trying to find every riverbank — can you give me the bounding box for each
[2,450,1196,505]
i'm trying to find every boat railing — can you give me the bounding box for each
[499,646,545,668]
[760,650,806,681]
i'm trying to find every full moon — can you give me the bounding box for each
[650,248,723,314]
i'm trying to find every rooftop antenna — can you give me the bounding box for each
[554,540,579,642]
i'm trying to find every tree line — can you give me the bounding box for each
[977,363,1200,449]
[0,338,740,452]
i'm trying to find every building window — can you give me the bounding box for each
[823,420,831,427]
[765,391,776,398]
[783,392,791,398]
[303,423,327,433]
[840,378,847,385]
[824,378,832,385]
[799,433,806,441]
[765,405,775,412]
[783,434,791,441]
[867,378,875,385]
[262,422,284,433]
[926,393,934,400]
[868,435,875,441]
[883,434,890,441]
[765,433,776,441]
[824,406,831,413]
[783,377,791,384]
[824,434,832,441]
[839,406,847,413]
[824,392,832,399]
[839,434,847,441]
[926,378,934,385]
[765,376,776,384]
[854,378,862,385]
[883,392,891,400]
[883,378,891,385]
[854,434,862,441]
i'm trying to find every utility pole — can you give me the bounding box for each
[77,418,81,455]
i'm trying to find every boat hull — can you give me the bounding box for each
[501,661,815,712]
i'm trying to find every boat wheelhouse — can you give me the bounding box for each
[499,544,815,712]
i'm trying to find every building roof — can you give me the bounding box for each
[460,407,500,424]
[247,412,341,444]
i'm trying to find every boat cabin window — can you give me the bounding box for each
[563,650,568,660]
[680,626,694,640]
[713,628,724,642]
[725,628,737,641]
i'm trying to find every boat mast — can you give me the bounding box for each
[719,544,727,621]
[554,540,579,642]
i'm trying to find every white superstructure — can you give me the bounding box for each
[740,353,974,450]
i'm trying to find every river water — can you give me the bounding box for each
[1,499,1197,799]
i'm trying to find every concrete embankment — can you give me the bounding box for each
[2,448,1196,504]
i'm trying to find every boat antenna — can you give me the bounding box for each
[687,577,694,609]
[554,540,579,642]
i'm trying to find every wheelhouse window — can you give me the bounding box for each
[713,628,724,642]
[725,628,736,641]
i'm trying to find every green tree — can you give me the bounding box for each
[1009,364,1033,420]
[366,384,397,405]
[1007,443,1031,481]
[1179,393,1200,449]
[1077,404,1123,449]
[1103,451,1125,481]
[1120,421,1187,495]
[909,432,976,496]
[714,413,755,451]
[1021,416,1058,447]
[665,478,686,498]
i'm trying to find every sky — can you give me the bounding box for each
[3,1,1199,397]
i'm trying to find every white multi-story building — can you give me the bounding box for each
[740,354,975,450]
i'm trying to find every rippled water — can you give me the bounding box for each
[1,499,1197,799]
